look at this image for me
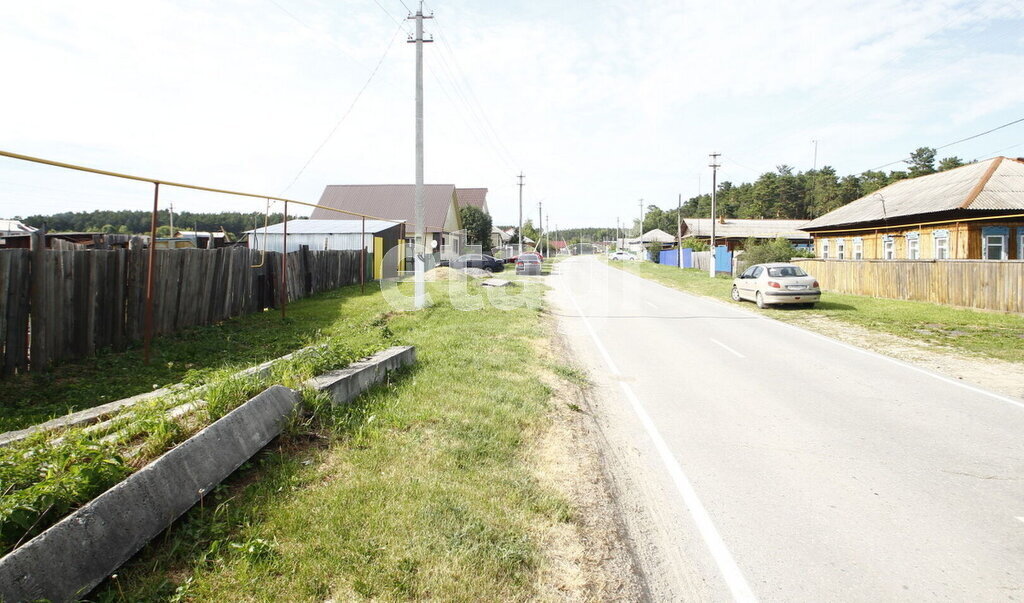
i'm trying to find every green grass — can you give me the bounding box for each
[0,286,390,433]
[85,277,569,601]
[607,259,1024,363]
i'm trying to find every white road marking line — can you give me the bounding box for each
[568,290,757,602]
[605,260,1024,412]
[710,338,745,358]
[645,300,658,309]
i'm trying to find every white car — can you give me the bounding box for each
[608,251,635,261]
[731,262,821,308]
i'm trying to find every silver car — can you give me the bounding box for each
[731,262,820,308]
[515,253,542,275]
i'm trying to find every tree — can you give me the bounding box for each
[738,237,813,269]
[458,206,492,247]
[938,156,965,171]
[908,147,937,177]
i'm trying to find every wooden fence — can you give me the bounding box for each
[792,259,1024,313]
[0,243,368,376]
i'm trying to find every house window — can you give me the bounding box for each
[836,239,845,259]
[982,226,1009,260]
[933,229,949,259]
[905,232,920,259]
[821,239,830,259]
[882,236,894,260]
[1019,229,1024,260]
[853,237,863,260]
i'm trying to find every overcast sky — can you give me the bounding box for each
[1,0,1023,228]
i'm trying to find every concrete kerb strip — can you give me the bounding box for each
[0,346,415,603]
[303,346,416,405]
[0,385,301,603]
[0,344,326,449]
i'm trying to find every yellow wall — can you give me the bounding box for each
[813,221,1023,260]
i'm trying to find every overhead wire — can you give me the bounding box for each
[423,4,520,169]
[278,22,406,197]
[866,116,1024,171]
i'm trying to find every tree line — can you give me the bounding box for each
[11,210,289,239]
[639,147,966,233]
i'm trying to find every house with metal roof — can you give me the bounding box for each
[244,219,405,279]
[801,157,1024,260]
[682,218,812,251]
[311,184,464,256]
[455,188,488,214]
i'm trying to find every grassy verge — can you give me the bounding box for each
[86,277,568,600]
[1,285,390,433]
[606,259,1024,363]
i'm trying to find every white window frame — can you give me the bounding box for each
[836,239,845,259]
[983,234,1007,260]
[853,237,863,260]
[883,237,894,260]
[821,239,830,259]
[1019,230,1024,261]
[907,238,920,259]
[933,230,949,260]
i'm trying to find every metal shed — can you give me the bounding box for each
[244,219,406,279]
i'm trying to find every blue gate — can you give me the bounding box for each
[714,245,732,273]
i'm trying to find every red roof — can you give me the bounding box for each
[312,185,456,232]
[455,188,488,211]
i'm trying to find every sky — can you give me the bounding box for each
[1,0,1023,229]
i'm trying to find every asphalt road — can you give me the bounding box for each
[549,256,1024,602]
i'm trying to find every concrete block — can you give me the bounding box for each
[0,385,301,603]
[304,346,416,406]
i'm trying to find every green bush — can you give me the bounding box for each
[738,237,814,269]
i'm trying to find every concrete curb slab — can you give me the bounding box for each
[0,385,301,603]
[304,346,416,405]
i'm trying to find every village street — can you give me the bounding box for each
[548,256,1024,601]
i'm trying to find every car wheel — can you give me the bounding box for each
[484,266,493,273]
[731,286,741,302]
[756,291,767,309]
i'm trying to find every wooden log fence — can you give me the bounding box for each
[0,245,368,376]
[792,258,1024,314]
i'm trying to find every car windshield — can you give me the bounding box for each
[767,266,808,277]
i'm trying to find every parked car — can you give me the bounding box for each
[515,253,542,275]
[731,262,820,308]
[450,254,504,272]
[608,251,635,261]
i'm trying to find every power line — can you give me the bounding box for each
[278,23,406,197]
[423,7,519,168]
[370,0,413,33]
[394,0,413,15]
[867,116,1024,171]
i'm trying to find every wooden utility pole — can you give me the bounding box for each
[677,193,682,268]
[709,152,721,277]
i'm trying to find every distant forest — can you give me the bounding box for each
[13,147,969,240]
[638,147,967,234]
[12,210,290,239]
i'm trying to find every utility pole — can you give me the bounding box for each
[545,215,550,256]
[616,217,620,251]
[677,193,682,268]
[538,200,543,253]
[408,1,433,309]
[812,139,818,170]
[709,152,721,278]
[638,198,644,237]
[517,172,524,255]
[168,202,174,238]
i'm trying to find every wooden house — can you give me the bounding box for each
[681,218,812,252]
[801,157,1024,260]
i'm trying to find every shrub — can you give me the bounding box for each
[739,237,814,269]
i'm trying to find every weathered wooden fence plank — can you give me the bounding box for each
[793,259,1024,313]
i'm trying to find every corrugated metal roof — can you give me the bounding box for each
[311,184,455,232]
[682,218,811,239]
[456,188,488,210]
[802,157,1024,230]
[243,219,402,235]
